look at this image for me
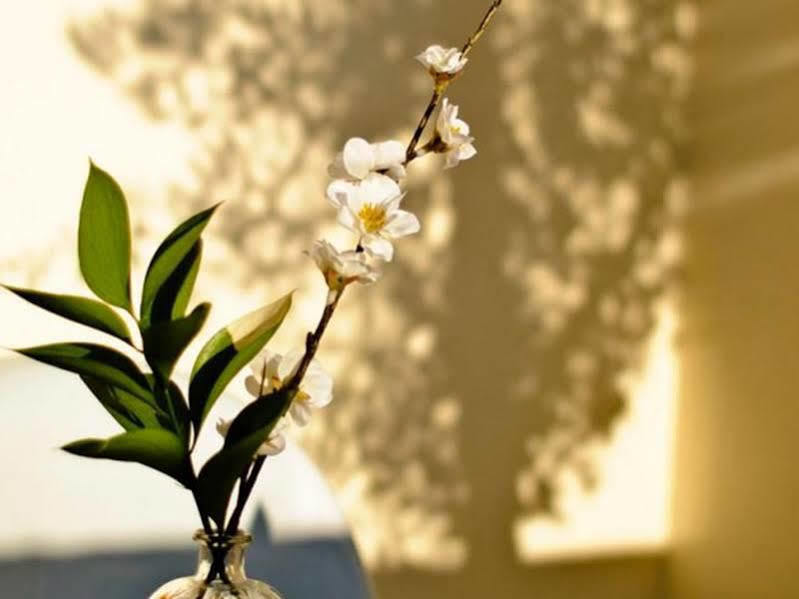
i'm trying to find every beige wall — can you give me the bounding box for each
[670,1,799,597]
[0,1,691,597]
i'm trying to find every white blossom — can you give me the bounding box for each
[244,349,333,427]
[328,137,406,184]
[329,172,420,261]
[416,44,468,76]
[309,239,380,299]
[436,98,477,169]
[216,416,288,457]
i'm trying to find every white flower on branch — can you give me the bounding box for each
[216,417,288,457]
[309,239,380,301]
[245,349,334,427]
[416,44,468,77]
[328,137,406,184]
[329,173,420,261]
[435,98,478,169]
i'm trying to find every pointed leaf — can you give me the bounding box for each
[78,162,132,311]
[81,376,168,431]
[142,303,211,379]
[3,285,132,343]
[63,429,191,486]
[140,204,220,328]
[17,343,152,402]
[197,388,292,526]
[189,292,293,434]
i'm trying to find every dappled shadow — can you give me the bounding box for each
[66,0,692,593]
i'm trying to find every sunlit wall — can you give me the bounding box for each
[0,1,694,598]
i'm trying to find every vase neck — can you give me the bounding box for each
[193,529,252,585]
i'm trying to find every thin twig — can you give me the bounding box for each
[405,0,506,164]
[461,0,504,58]
[219,0,506,537]
[406,89,443,163]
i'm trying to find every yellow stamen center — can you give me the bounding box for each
[358,203,388,234]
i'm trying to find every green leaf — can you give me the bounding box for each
[78,162,133,311]
[140,204,220,328]
[2,285,132,344]
[196,388,292,526]
[163,380,191,445]
[17,343,152,402]
[63,429,192,486]
[142,303,211,379]
[189,292,293,435]
[81,375,168,431]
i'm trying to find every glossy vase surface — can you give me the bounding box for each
[149,530,282,599]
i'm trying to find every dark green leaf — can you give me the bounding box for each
[142,303,211,379]
[3,285,132,343]
[81,375,168,431]
[17,343,152,402]
[189,292,293,435]
[78,162,132,311]
[140,204,220,328]
[63,429,192,486]
[196,388,292,526]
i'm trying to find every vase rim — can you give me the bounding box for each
[192,528,253,546]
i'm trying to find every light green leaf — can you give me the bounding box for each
[142,303,211,379]
[78,162,132,311]
[189,292,293,435]
[81,375,169,431]
[196,388,292,526]
[63,429,191,486]
[140,204,220,328]
[17,343,152,402]
[3,285,132,343]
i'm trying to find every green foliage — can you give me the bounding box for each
[78,162,133,312]
[63,429,192,487]
[140,204,220,329]
[17,343,152,402]
[82,375,169,431]
[142,303,211,380]
[2,285,132,343]
[189,292,293,435]
[196,388,293,526]
[11,162,298,532]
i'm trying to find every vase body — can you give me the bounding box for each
[149,530,282,599]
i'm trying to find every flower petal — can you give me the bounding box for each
[244,375,263,398]
[257,432,286,456]
[457,143,477,161]
[342,137,375,180]
[290,401,313,426]
[302,360,333,408]
[327,179,356,208]
[358,173,402,207]
[372,140,406,171]
[277,348,305,381]
[384,210,421,238]
[362,235,394,262]
[337,204,360,234]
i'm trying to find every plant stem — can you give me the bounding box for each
[406,88,444,164]
[225,457,265,535]
[461,0,504,59]
[405,0,505,165]
[216,0,507,536]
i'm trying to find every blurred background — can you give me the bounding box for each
[0,0,796,597]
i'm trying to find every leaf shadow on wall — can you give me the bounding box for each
[68,0,691,595]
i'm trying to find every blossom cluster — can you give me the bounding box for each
[218,44,477,456]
